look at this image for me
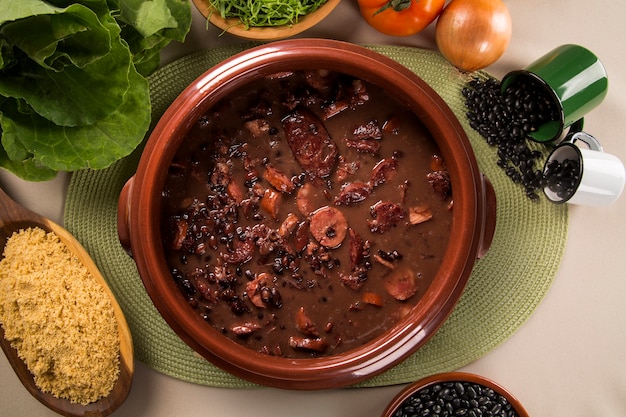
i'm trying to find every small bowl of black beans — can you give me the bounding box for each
[381,372,530,417]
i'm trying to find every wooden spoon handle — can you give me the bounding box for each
[0,186,46,226]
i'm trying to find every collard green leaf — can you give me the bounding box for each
[0,150,58,182]
[0,39,10,70]
[0,8,111,70]
[0,64,150,174]
[132,43,162,77]
[116,0,191,76]
[0,109,57,181]
[0,0,190,181]
[117,0,178,38]
[0,3,130,127]
[0,0,61,25]
[153,0,192,43]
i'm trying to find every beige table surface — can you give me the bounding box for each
[2,1,626,416]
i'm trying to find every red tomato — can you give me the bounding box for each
[357,0,445,36]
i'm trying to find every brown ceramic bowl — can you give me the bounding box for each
[192,0,340,41]
[381,372,530,417]
[117,39,496,390]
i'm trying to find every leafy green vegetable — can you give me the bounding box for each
[209,0,328,29]
[113,0,191,75]
[0,0,191,181]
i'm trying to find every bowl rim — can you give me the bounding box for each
[127,39,490,389]
[191,0,341,41]
[380,372,531,417]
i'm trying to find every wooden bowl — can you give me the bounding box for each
[192,0,340,40]
[381,372,530,417]
[0,187,133,417]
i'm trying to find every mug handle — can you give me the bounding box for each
[567,119,585,135]
[562,118,603,151]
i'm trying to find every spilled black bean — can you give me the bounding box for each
[463,77,563,201]
[392,381,520,417]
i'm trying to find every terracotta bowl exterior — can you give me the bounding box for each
[381,372,530,417]
[118,39,496,389]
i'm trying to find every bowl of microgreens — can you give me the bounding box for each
[192,0,340,40]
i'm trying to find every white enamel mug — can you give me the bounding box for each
[543,131,625,206]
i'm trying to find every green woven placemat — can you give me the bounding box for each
[63,44,568,389]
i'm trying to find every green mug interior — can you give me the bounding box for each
[500,71,563,142]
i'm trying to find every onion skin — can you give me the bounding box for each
[435,0,512,72]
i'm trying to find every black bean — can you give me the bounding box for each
[393,381,520,417]
[455,382,465,396]
[544,158,580,200]
[464,76,562,201]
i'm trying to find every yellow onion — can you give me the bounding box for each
[435,0,512,72]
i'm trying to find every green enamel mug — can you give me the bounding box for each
[501,44,608,143]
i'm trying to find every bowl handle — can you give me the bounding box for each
[477,175,497,259]
[117,177,135,256]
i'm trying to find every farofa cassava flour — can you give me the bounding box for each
[0,227,120,404]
